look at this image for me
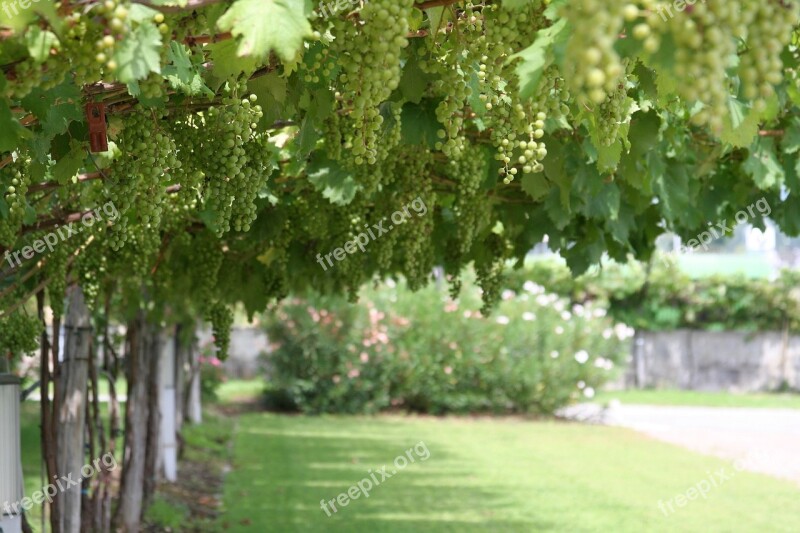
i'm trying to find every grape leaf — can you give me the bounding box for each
[208,39,260,83]
[52,145,85,183]
[0,0,57,33]
[307,154,359,205]
[25,27,59,62]
[20,80,80,121]
[217,0,312,63]
[128,3,160,23]
[113,22,162,84]
[397,55,429,105]
[520,172,550,201]
[513,18,567,100]
[163,42,213,97]
[781,117,800,155]
[743,138,784,190]
[720,98,762,148]
[401,100,441,149]
[0,100,28,152]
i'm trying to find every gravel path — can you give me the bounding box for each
[560,403,800,486]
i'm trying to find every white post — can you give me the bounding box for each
[187,337,202,425]
[0,375,23,533]
[159,330,178,482]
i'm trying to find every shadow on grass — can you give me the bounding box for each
[221,416,555,532]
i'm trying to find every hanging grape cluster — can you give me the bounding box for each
[594,63,634,147]
[737,1,799,110]
[445,145,492,259]
[0,156,30,247]
[0,310,42,359]
[480,1,552,182]
[474,232,510,315]
[196,89,265,235]
[106,109,177,250]
[328,0,413,166]
[207,301,233,360]
[562,0,626,105]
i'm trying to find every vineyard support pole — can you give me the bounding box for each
[0,374,23,533]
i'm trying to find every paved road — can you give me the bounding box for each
[560,403,800,486]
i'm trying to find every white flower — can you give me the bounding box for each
[583,387,595,399]
[574,350,589,364]
[577,380,586,389]
[593,308,607,318]
[536,294,549,306]
[554,300,565,312]
[550,350,559,358]
[594,357,614,371]
[554,326,564,335]
[560,311,572,321]
[502,290,515,301]
[496,315,510,325]
[614,323,635,341]
[602,328,613,340]
[385,279,396,288]
[523,281,544,294]
[572,304,585,317]
[522,312,536,321]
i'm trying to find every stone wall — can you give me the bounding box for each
[197,327,269,379]
[625,330,800,392]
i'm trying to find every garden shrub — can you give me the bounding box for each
[507,256,800,332]
[262,273,630,415]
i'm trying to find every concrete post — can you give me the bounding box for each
[0,375,23,533]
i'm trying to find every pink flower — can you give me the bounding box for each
[360,352,369,363]
[347,369,360,379]
[444,366,453,375]
[210,357,222,368]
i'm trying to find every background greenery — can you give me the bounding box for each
[506,256,800,332]
[261,272,628,415]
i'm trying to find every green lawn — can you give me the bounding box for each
[595,389,800,409]
[217,378,265,403]
[20,403,44,530]
[222,413,800,532]
[677,253,773,279]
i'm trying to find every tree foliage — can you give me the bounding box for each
[1,0,800,356]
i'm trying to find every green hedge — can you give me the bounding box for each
[261,274,629,415]
[506,256,800,332]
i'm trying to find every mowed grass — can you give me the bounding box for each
[217,379,265,403]
[20,402,45,531]
[222,414,800,533]
[595,389,800,409]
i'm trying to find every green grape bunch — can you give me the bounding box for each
[328,0,413,166]
[0,311,42,360]
[562,0,627,105]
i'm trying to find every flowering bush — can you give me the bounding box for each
[198,341,226,402]
[262,273,631,415]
